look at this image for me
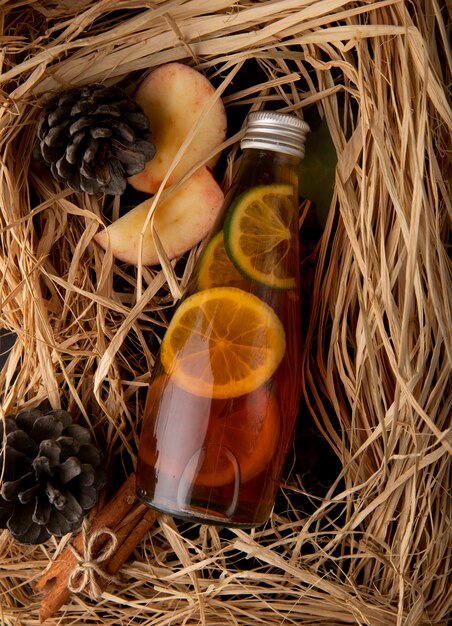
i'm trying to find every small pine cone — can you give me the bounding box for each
[0,405,107,544]
[34,84,155,195]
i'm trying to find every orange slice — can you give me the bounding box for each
[197,231,249,290]
[194,384,280,486]
[140,376,280,486]
[224,183,296,289]
[160,287,286,399]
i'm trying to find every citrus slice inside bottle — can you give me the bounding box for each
[190,384,280,486]
[224,183,296,289]
[142,377,280,487]
[197,231,249,290]
[160,286,286,399]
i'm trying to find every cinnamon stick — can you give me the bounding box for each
[36,473,158,623]
[105,506,158,574]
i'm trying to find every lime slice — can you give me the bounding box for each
[224,184,296,289]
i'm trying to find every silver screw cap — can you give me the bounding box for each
[241,111,310,159]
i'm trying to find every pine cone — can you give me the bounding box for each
[0,405,106,544]
[35,84,155,195]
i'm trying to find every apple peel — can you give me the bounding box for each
[94,166,224,266]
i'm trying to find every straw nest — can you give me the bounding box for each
[1,1,450,624]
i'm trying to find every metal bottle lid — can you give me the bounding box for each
[241,111,310,159]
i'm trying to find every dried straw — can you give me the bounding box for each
[1,1,450,624]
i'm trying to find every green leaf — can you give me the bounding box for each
[299,116,336,227]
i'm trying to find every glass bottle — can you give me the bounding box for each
[136,111,310,527]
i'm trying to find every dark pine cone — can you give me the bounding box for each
[0,405,106,544]
[35,84,155,195]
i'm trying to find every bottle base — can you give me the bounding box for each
[137,488,267,529]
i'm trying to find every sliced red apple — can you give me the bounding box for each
[95,166,224,266]
[128,62,227,194]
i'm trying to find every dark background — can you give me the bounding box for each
[0,329,15,370]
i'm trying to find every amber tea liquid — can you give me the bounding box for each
[136,284,301,526]
[137,112,309,527]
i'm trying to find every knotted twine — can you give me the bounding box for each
[68,519,118,599]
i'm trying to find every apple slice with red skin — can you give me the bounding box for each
[94,166,224,266]
[128,63,227,194]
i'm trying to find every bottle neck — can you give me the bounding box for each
[235,148,301,189]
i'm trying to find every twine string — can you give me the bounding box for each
[68,521,118,599]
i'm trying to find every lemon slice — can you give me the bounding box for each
[197,231,249,290]
[195,384,280,485]
[160,287,286,399]
[224,183,296,289]
[141,376,280,486]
